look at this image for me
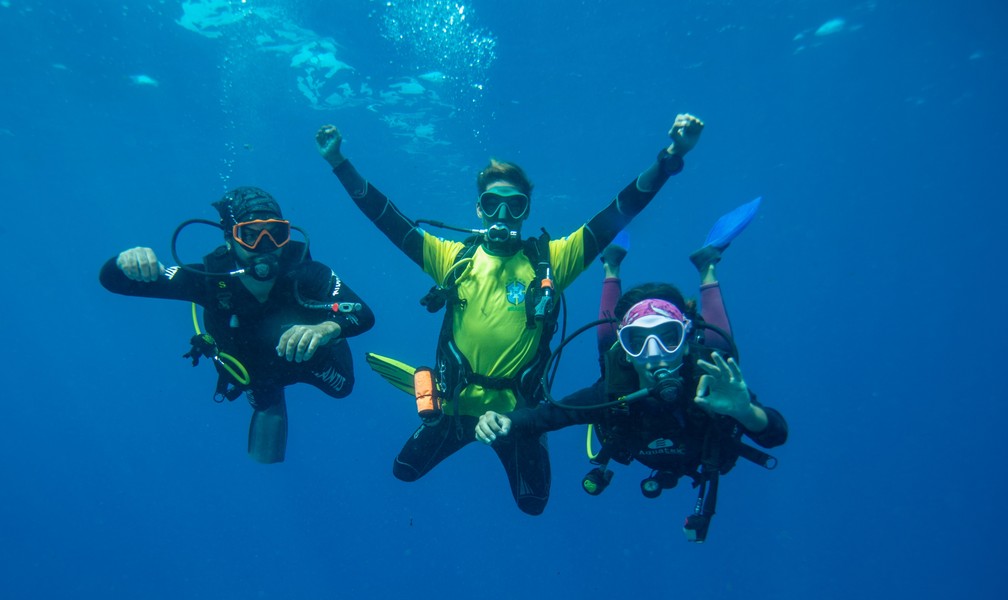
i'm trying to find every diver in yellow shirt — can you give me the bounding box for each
[315,115,703,514]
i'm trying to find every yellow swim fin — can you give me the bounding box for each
[365,352,418,396]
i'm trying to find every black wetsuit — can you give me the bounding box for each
[508,359,787,479]
[99,245,375,409]
[330,154,682,515]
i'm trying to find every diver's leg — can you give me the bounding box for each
[691,198,762,352]
[599,277,622,354]
[247,387,288,464]
[300,340,355,399]
[492,433,551,516]
[392,415,475,482]
[598,241,626,370]
[698,264,733,353]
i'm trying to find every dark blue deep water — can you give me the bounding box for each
[2,1,1006,598]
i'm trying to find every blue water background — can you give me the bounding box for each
[2,1,1006,598]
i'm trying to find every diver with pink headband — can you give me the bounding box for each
[475,200,786,542]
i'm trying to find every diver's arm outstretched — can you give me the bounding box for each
[579,114,704,265]
[477,365,788,447]
[99,247,204,303]
[475,381,609,444]
[316,125,425,267]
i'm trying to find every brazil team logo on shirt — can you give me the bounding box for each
[505,280,526,308]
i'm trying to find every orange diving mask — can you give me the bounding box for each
[232,219,291,251]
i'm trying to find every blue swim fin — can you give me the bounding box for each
[690,197,762,272]
[702,196,762,250]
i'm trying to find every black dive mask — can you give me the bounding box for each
[478,188,529,221]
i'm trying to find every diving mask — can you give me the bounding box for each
[618,316,690,359]
[478,187,529,221]
[232,219,291,251]
[618,299,692,369]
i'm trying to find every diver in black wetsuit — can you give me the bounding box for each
[476,276,787,540]
[99,187,375,463]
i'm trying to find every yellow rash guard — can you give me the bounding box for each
[422,228,587,416]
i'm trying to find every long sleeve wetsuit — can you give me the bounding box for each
[508,373,788,475]
[329,153,683,515]
[582,270,784,475]
[100,244,374,461]
[331,157,679,270]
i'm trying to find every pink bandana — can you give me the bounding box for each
[619,299,686,328]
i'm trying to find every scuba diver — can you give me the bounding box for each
[475,199,787,540]
[99,186,375,464]
[315,113,704,515]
